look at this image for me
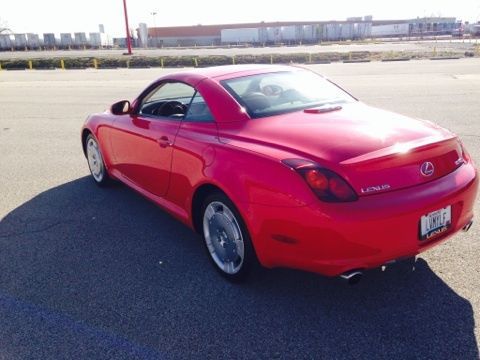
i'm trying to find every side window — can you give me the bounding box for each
[139,82,195,120]
[184,92,215,123]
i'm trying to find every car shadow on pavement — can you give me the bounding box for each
[0,177,478,359]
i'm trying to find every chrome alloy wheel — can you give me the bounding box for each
[86,137,105,182]
[203,201,245,275]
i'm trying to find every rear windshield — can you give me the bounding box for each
[221,70,355,118]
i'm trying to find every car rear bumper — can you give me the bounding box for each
[246,163,478,276]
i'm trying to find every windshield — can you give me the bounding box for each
[221,70,356,118]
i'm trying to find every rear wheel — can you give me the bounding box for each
[201,192,256,282]
[86,134,110,186]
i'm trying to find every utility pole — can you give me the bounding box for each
[122,0,133,55]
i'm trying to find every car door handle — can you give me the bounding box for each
[157,136,172,148]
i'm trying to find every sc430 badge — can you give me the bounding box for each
[361,184,391,194]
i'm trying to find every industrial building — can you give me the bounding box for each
[143,17,462,47]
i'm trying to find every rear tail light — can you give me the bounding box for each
[282,159,358,202]
[305,169,329,191]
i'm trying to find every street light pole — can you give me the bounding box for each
[151,12,157,47]
[151,12,158,28]
[122,0,132,55]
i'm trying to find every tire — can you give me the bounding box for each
[201,192,257,282]
[85,134,111,187]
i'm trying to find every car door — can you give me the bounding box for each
[110,81,196,197]
[167,91,220,207]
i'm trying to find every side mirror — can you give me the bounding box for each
[111,100,131,115]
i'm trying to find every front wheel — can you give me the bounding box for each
[202,193,256,282]
[85,134,111,186]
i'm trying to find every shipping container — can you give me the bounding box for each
[265,27,281,43]
[353,23,371,39]
[89,32,102,47]
[74,32,88,46]
[302,25,318,42]
[353,23,372,39]
[26,33,40,49]
[43,33,56,47]
[0,34,12,50]
[221,28,261,43]
[278,25,320,43]
[371,24,409,37]
[60,33,73,47]
[281,26,296,42]
[14,34,27,49]
[322,24,342,41]
[340,23,354,39]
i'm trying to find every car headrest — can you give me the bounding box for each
[243,92,270,112]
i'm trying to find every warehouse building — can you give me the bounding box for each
[146,17,459,46]
[148,24,225,46]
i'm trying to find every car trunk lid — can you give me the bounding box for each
[340,135,463,196]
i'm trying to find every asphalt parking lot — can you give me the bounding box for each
[0,59,479,359]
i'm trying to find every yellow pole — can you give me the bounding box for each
[93,58,98,69]
[28,60,33,70]
[232,56,235,65]
[60,59,65,70]
[270,55,273,64]
[194,58,198,67]
[161,58,164,68]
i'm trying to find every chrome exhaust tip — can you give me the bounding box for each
[340,270,363,285]
[462,220,473,232]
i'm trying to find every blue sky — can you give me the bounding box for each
[2,0,480,36]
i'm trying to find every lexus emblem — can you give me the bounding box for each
[420,162,435,177]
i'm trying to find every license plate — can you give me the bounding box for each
[420,206,452,240]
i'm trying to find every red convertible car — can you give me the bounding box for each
[82,64,477,283]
